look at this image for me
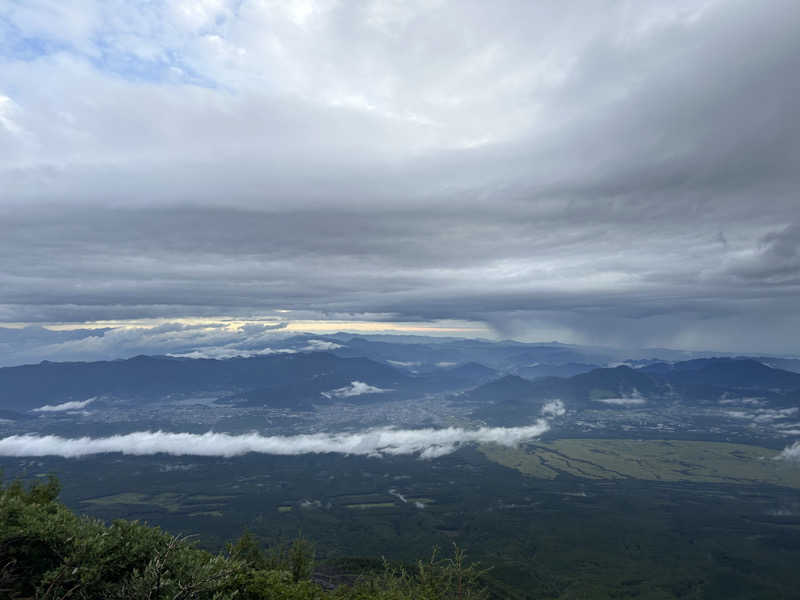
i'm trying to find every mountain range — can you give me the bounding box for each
[2,344,799,420]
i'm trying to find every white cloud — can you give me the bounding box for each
[321,380,390,399]
[777,441,800,462]
[33,397,95,413]
[594,390,646,406]
[718,396,765,405]
[302,339,342,351]
[0,321,292,366]
[725,407,799,423]
[0,95,26,138]
[168,347,296,359]
[170,0,230,31]
[389,488,407,503]
[389,488,425,509]
[541,399,566,417]
[752,408,800,423]
[0,422,550,459]
[724,410,749,419]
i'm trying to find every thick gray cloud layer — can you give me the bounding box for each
[1,1,799,354]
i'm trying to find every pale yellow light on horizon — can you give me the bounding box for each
[2,317,492,338]
[284,320,486,334]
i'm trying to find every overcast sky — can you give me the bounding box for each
[1,0,799,360]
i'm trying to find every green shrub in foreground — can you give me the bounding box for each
[0,476,487,600]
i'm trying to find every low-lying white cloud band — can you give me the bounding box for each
[595,397,646,406]
[541,399,566,417]
[777,441,800,462]
[302,340,342,351]
[0,422,550,460]
[322,381,390,399]
[169,347,296,360]
[33,397,96,412]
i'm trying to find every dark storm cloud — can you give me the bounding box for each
[1,1,799,357]
[727,225,800,284]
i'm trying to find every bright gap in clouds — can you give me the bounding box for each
[32,318,493,337]
[0,317,497,367]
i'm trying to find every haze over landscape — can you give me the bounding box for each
[2,2,800,599]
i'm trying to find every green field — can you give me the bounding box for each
[480,438,800,488]
[345,502,396,509]
[81,491,233,514]
[9,445,800,599]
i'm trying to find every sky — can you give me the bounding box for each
[1,0,799,363]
